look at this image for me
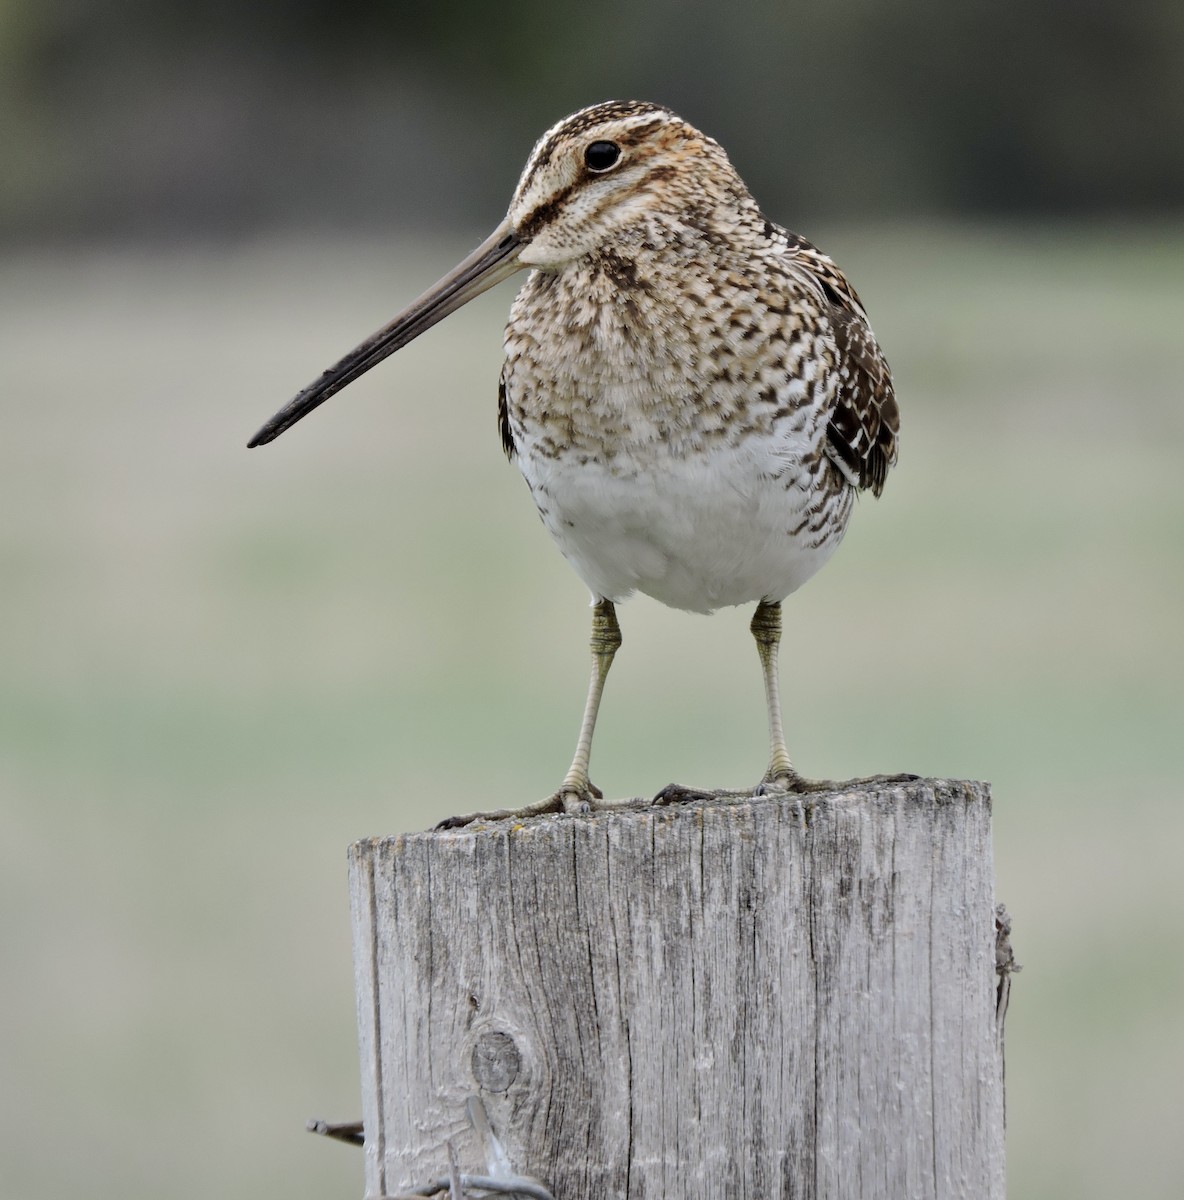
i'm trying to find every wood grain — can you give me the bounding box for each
[350,779,1004,1199]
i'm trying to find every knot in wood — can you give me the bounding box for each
[471,1030,521,1093]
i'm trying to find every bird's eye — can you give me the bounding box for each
[584,141,622,172]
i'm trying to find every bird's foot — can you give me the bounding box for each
[756,770,920,796]
[652,783,753,807]
[435,780,626,830]
[754,770,826,796]
[552,778,604,816]
[651,771,921,811]
[653,771,833,806]
[436,772,922,827]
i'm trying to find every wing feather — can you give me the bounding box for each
[783,233,900,497]
[497,370,517,460]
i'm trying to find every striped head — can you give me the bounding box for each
[247,102,754,446]
[508,101,751,268]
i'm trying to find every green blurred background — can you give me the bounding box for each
[2,3,1182,1198]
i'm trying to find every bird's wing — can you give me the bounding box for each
[783,233,900,498]
[497,369,517,461]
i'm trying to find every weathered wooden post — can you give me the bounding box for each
[348,779,1006,1198]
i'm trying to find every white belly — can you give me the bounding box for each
[518,440,849,614]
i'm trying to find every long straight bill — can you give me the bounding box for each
[248,221,523,447]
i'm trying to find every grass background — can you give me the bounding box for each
[2,224,1182,1198]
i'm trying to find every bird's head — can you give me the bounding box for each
[507,101,742,268]
[248,102,743,447]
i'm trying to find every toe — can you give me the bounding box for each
[560,791,592,815]
[653,783,716,806]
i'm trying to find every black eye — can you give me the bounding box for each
[584,140,622,172]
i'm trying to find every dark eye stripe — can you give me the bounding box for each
[517,182,580,239]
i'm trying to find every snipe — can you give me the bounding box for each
[250,101,907,825]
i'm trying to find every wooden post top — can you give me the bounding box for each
[349,778,1004,1200]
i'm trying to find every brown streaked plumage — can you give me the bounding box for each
[249,101,909,825]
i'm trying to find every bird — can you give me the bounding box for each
[248,100,905,825]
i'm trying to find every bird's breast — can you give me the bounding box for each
[499,254,850,611]
[502,253,833,463]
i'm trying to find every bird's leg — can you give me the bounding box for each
[553,598,621,811]
[435,599,623,830]
[654,600,918,810]
[654,600,797,806]
[750,599,868,794]
[750,599,802,791]
[750,599,919,796]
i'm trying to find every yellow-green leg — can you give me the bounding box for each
[749,598,918,797]
[750,599,798,788]
[556,598,621,810]
[655,599,801,805]
[436,599,623,828]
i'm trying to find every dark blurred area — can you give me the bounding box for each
[4,0,1183,243]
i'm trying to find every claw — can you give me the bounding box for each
[433,780,611,830]
[653,783,718,806]
[434,793,566,830]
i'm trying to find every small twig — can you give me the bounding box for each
[306,1117,365,1146]
[427,1176,555,1199]
[446,1142,464,1200]
[388,1179,554,1200]
[994,902,1021,1037]
[381,1097,556,1200]
[994,901,1021,1129]
[466,1095,514,1179]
